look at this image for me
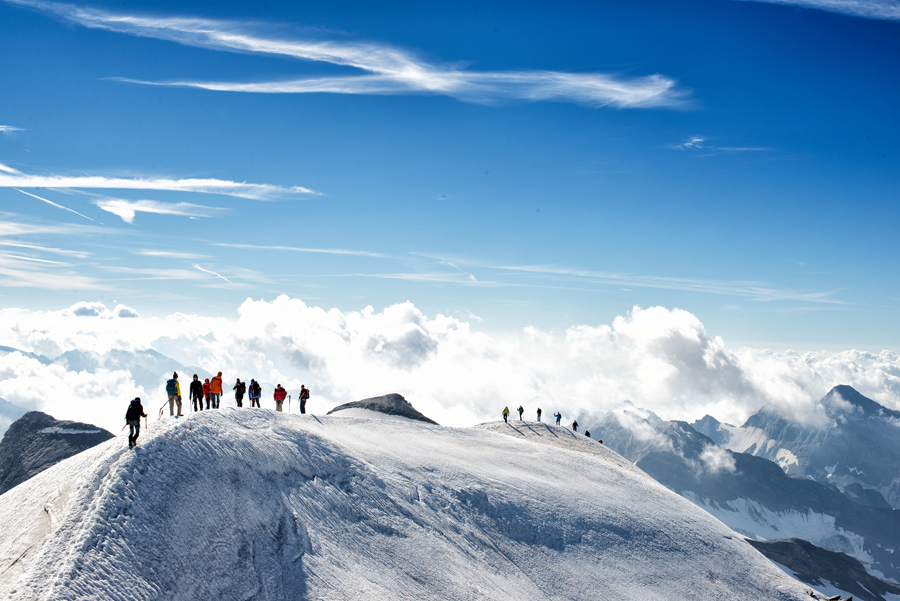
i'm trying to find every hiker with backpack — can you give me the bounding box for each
[299,385,310,414]
[189,374,204,412]
[537,407,542,422]
[572,420,578,433]
[249,379,262,408]
[125,397,147,448]
[166,372,182,417]
[274,384,287,412]
[210,372,223,409]
[517,405,524,421]
[203,378,211,409]
[233,378,246,408]
[502,406,510,423]
[555,412,562,425]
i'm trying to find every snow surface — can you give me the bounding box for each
[329,407,421,422]
[0,411,812,600]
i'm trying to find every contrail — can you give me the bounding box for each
[15,188,96,222]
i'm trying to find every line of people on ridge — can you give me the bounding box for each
[163,372,312,417]
[501,405,601,444]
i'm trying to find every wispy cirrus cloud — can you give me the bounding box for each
[671,136,773,153]
[490,263,841,304]
[0,163,316,200]
[0,126,25,133]
[0,241,91,259]
[214,242,387,258]
[738,0,900,21]
[10,0,687,109]
[133,249,209,259]
[93,199,228,224]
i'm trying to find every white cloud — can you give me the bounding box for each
[0,299,898,434]
[700,444,737,473]
[12,1,687,109]
[739,0,900,22]
[93,198,228,223]
[0,126,25,133]
[0,254,105,290]
[0,167,316,200]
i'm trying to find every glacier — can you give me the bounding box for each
[0,409,813,600]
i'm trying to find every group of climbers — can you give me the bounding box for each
[162,372,312,417]
[124,372,313,448]
[501,405,601,444]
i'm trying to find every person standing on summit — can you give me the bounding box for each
[233,378,246,408]
[210,372,223,409]
[189,374,204,412]
[166,372,182,417]
[125,397,147,448]
[537,407,542,422]
[249,379,262,408]
[274,384,287,412]
[299,385,310,414]
[517,405,524,421]
[502,406,510,423]
[203,378,211,409]
[555,412,562,426]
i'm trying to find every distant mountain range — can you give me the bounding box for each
[694,385,900,509]
[595,385,900,597]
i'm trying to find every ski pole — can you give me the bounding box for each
[288,394,291,414]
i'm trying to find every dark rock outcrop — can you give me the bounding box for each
[0,411,114,495]
[327,393,438,425]
[747,537,900,601]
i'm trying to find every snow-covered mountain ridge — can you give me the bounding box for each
[0,410,812,600]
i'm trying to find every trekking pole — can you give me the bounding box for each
[288,394,291,414]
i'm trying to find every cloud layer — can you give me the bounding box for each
[742,0,900,21]
[0,298,897,434]
[11,0,687,108]
[93,199,228,223]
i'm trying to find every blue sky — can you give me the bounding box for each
[1,0,898,351]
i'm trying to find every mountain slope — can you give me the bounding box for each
[0,412,114,495]
[0,410,811,600]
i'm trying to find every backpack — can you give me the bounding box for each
[125,401,142,421]
[251,382,261,396]
[166,379,178,395]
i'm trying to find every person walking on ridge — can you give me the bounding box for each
[203,378,211,409]
[249,379,262,408]
[189,374,203,412]
[233,378,246,408]
[502,406,510,423]
[299,385,310,414]
[536,407,542,422]
[585,430,590,437]
[517,405,524,421]
[166,372,182,417]
[274,384,287,412]
[210,371,223,409]
[125,397,147,448]
[572,420,578,433]
[554,412,561,425]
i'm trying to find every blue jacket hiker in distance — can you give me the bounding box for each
[554,412,562,425]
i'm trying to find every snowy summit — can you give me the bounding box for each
[0,409,813,600]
